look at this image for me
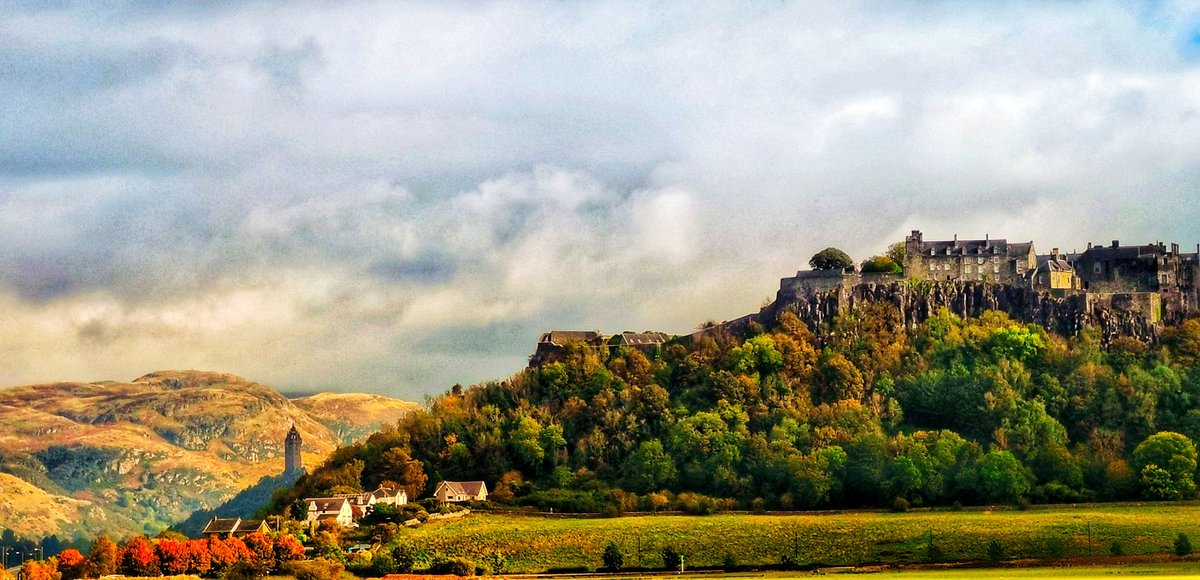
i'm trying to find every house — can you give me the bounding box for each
[434,481,488,503]
[529,331,606,366]
[305,497,354,527]
[1033,248,1079,294]
[369,484,408,506]
[904,230,1036,286]
[200,517,272,538]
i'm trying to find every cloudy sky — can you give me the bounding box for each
[3,2,1200,399]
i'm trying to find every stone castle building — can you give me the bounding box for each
[285,424,303,475]
[903,230,1036,286]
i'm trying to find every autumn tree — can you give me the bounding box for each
[118,536,159,577]
[56,549,86,580]
[86,536,118,577]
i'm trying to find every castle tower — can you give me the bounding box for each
[284,424,303,474]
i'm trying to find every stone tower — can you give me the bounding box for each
[284,424,303,474]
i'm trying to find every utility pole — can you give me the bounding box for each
[1087,522,1092,557]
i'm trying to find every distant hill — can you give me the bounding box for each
[0,370,417,540]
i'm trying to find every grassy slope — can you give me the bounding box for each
[397,506,1200,572]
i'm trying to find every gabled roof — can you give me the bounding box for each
[911,237,1033,257]
[307,497,350,512]
[202,518,241,534]
[239,519,267,533]
[439,480,486,495]
[612,332,670,346]
[1036,255,1074,273]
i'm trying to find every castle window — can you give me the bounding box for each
[977,257,984,264]
[943,264,950,271]
[929,263,936,271]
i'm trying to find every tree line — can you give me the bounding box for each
[269,306,1200,514]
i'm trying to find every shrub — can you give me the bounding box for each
[1176,533,1193,556]
[221,561,262,580]
[676,492,718,515]
[371,552,397,576]
[430,556,476,576]
[950,500,963,511]
[926,543,944,563]
[662,546,682,570]
[722,553,738,571]
[779,554,798,570]
[482,552,507,575]
[986,540,1004,562]
[601,542,623,572]
[283,558,345,580]
[1110,541,1125,556]
[891,497,910,513]
[392,544,417,573]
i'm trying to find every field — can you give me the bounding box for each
[395,505,1200,573]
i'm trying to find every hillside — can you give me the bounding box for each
[0,370,416,540]
[270,292,1200,518]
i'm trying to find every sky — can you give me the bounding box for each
[2,1,1200,400]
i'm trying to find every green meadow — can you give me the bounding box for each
[395,505,1200,573]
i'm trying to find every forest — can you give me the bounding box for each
[269,303,1200,515]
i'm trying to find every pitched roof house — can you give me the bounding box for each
[433,480,488,503]
[305,497,355,527]
[200,517,272,538]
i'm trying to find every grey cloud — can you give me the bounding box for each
[369,253,457,285]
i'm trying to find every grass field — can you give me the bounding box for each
[394,505,1200,573]
[626,563,1200,578]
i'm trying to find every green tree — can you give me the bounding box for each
[860,255,902,274]
[809,247,854,271]
[1133,432,1198,500]
[621,440,677,493]
[978,450,1031,503]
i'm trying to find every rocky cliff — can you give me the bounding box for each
[764,279,1159,343]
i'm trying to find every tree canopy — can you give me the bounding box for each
[809,247,854,271]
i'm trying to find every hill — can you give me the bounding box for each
[0,370,416,540]
[267,285,1200,518]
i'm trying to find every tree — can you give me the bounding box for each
[117,536,159,577]
[56,549,86,580]
[376,447,429,500]
[156,539,191,575]
[809,247,854,271]
[978,450,1031,503]
[1133,432,1198,500]
[20,560,59,580]
[1177,533,1193,556]
[601,542,623,572]
[860,255,902,274]
[274,535,305,569]
[86,536,118,577]
[621,440,677,493]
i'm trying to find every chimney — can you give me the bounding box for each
[1112,240,1120,248]
[1051,247,1059,258]
[1087,242,1093,250]
[1172,243,1180,255]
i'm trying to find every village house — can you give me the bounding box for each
[433,480,488,503]
[305,497,355,527]
[200,517,272,538]
[904,230,1036,286]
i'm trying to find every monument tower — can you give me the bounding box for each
[284,423,303,474]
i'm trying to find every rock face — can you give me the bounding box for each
[765,280,1159,343]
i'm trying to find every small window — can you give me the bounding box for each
[992,256,998,263]
[929,263,936,271]
[993,265,999,273]
[943,264,950,271]
[1094,263,1102,274]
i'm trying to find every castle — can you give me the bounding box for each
[768,230,1200,340]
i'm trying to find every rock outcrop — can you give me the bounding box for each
[764,280,1159,343]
